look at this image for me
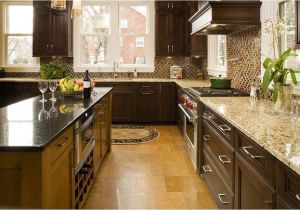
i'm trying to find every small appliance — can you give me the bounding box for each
[170,65,182,79]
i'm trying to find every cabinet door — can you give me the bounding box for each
[170,2,187,56]
[159,83,176,122]
[33,1,51,57]
[112,91,135,123]
[136,85,159,122]
[235,155,275,209]
[50,7,70,56]
[155,2,170,56]
[46,147,73,208]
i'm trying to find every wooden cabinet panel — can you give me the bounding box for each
[46,146,73,208]
[112,90,136,123]
[170,11,186,56]
[33,1,72,57]
[235,130,276,188]
[202,119,234,190]
[33,2,51,57]
[202,149,234,209]
[235,154,275,209]
[276,161,300,209]
[159,83,176,123]
[51,8,71,56]
[155,12,170,56]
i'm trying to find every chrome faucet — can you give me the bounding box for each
[113,61,118,79]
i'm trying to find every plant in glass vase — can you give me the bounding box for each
[262,16,300,113]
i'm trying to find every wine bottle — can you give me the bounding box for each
[83,70,91,99]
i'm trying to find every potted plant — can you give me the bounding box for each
[40,62,71,79]
[262,16,300,113]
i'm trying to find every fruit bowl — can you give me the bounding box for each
[58,90,84,99]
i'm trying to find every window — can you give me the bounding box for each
[74,2,154,72]
[280,0,300,70]
[3,2,38,68]
[207,35,227,76]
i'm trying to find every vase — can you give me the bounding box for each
[274,85,293,114]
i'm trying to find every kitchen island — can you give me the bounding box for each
[0,87,112,208]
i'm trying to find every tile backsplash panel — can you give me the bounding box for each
[6,57,207,80]
[227,26,261,92]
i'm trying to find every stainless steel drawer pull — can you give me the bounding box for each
[296,194,300,201]
[203,135,210,142]
[218,194,229,205]
[202,165,212,173]
[142,86,152,88]
[219,124,231,132]
[168,45,170,53]
[218,155,231,164]
[203,111,214,119]
[242,146,264,159]
[142,92,153,95]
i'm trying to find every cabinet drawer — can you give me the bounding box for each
[202,119,234,189]
[235,130,276,188]
[202,107,234,146]
[276,161,300,209]
[48,127,73,164]
[202,149,234,209]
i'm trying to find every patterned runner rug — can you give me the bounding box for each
[111,125,159,144]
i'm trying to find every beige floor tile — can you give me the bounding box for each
[165,175,208,193]
[84,126,217,209]
[150,192,186,209]
[183,191,218,209]
[117,192,150,209]
[83,192,118,209]
[135,176,166,192]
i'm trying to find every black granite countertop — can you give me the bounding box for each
[0,87,112,152]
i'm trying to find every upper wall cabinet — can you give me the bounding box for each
[33,1,73,57]
[187,1,207,57]
[155,1,187,56]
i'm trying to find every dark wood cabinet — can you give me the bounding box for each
[33,1,72,57]
[187,2,207,57]
[155,1,187,56]
[96,82,176,123]
[235,154,275,209]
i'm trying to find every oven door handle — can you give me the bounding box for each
[178,104,197,124]
[75,113,95,135]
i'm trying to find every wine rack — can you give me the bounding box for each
[74,151,94,209]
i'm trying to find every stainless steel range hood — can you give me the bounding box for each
[189,1,262,35]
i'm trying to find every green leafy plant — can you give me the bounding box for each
[262,48,299,102]
[40,62,71,79]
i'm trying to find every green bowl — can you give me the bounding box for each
[209,77,232,89]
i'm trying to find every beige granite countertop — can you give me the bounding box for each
[200,97,300,175]
[0,77,210,89]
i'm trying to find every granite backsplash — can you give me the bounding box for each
[5,56,207,80]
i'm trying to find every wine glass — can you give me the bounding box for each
[38,81,48,103]
[49,81,58,101]
[38,102,49,121]
[49,101,58,119]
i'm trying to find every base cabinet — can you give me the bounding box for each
[235,154,275,209]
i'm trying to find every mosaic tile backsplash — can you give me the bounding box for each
[6,56,207,80]
[227,26,261,92]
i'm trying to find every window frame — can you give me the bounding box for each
[73,1,155,73]
[1,1,39,72]
[207,35,227,77]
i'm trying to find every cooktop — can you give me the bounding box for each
[188,87,249,97]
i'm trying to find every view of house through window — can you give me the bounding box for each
[78,2,151,68]
[5,3,34,65]
[280,0,300,70]
[214,35,226,67]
